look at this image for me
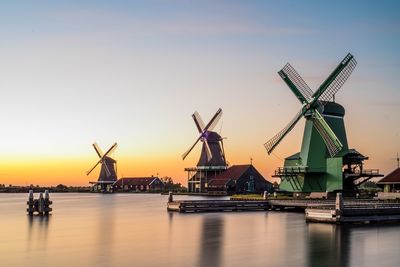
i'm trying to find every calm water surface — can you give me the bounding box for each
[1,193,400,267]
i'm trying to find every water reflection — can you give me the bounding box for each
[307,223,350,267]
[27,215,51,249]
[198,215,224,267]
[1,194,400,267]
[26,215,51,265]
[92,195,116,267]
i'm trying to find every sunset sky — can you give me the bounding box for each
[0,0,399,185]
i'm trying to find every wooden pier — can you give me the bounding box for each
[167,200,269,212]
[167,192,400,224]
[305,193,400,223]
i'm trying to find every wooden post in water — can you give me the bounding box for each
[27,190,34,215]
[168,191,173,203]
[38,192,44,214]
[27,190,53,216]
[44,190,51,215]
[335,192,343,219]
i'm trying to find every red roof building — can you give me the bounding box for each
[207,164,273,194]
[113,177,165,192]
[377,168,400,192]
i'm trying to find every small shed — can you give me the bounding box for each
[207,164,273,194]
[113,177,165,192]
[377,168,400,192]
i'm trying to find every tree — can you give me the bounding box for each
[161,176,173,186]
[161,176,185,192]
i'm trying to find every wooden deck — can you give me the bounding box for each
[306,202,400,223]
[167,200,269,213]
[167,194,400,224]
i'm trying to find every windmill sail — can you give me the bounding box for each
[265,53,356,157]
[311,110,343,156]
[205,108,223,132]
[312,53,357,104]
[192,111,205,133]
[264,109,303,154]
[280,63,313,103]
[182,135,202,160]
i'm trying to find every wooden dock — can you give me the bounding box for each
[166,192,400,224]
[167,200,269,212]
[306,202,400,223]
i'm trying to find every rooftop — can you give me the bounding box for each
[377,168,400,184]
[208,164,252,187]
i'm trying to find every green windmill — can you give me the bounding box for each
[265,53,383,195]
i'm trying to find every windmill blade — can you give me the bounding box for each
[182,135,202,160]
[311,110,343,157]
[264,109,304,154]
[220,138,226,163]
[92,142,104,158]
[205,108,223,132]
[103,142,118,158]
[279,63,313,104]
[312,53,357,105]
[204,139,212,162]
[192,111,205,133]
[86,160,101,176]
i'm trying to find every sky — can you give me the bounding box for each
[0,0,399,186]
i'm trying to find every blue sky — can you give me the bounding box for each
[0,0,399,184]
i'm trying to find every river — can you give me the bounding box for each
[0,193,399,267]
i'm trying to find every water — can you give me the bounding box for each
[1,193,400,267]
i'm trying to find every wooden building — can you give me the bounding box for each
[207,164,273,194]
[113,177,165,192]
[377,168,400,192]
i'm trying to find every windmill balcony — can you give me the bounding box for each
[273,166,308,177]
[355,169,381,175]
[344,169,382,178]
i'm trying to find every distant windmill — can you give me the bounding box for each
[87,142,118,192]
[182,108,226,167]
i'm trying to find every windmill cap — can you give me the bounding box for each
[103,156,116,163]
[203,131,223,142]
[321,101,345,117]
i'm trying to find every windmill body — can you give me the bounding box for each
[87,142,118,193]
[182,109,228,193]
[280,102,349,192]
[266,54,383,195]
[98,156,118,182]
[196,131,226,167]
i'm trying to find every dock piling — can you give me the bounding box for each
[263,191,268,200]
[335,193,343,211]
[168,192,173,203]
[27,191,53,216]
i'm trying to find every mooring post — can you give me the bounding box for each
[27,190,34,215]
[263,191,268,200]
[168,191,173,203]
[44,190,51,215]
[28,190,34,203]
[335,192,343,217]
[38,192,44,214]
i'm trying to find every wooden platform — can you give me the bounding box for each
[166,193,400,224]
[167,200,269,213]
[306,202,400,223]
[268,199,334,209]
